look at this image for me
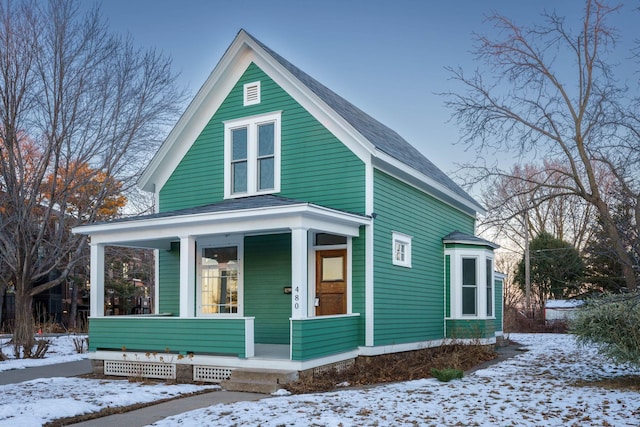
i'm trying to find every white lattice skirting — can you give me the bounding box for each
[193,366,234,383]
[104,361,176,379]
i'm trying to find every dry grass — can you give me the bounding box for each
[285,341,498,394]
[574,375,640,392]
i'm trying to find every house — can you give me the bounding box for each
[73,30,504,386]
[544,299,583,324]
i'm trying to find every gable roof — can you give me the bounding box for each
[247,32,480,211]
[138,29,483,214]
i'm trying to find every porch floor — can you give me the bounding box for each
[254,344,289,360]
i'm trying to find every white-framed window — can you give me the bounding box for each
[461,257,477,315]
[224,111,281,198]
[486,258,493,317]
[392,232,412,268]
[196,238,243,316]
[243,81,261,106]
[446,247,495,319]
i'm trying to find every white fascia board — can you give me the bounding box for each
[138,39,254,193]
[74,204,370,246]
[442,238,500,249]
[243,36,375,164]
[139,30,375,195]
[373,151,485,216]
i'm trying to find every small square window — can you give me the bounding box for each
[392,232,412,268]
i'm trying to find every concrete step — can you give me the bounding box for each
[221,368,298,394]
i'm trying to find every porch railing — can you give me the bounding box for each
[291,314,360,361]
[89,316,255,358]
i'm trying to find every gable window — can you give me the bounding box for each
[392,232,412,268]
[243,81,261,106]
[224,112,281,198]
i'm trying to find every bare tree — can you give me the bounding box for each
[445,0,639,290]
[480,162,596,253]
[0,0,184,356]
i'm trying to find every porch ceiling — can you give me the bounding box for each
[73,195,370,248]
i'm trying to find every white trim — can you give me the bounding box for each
[291,227,309,320]
[445,246,495,320]
[245,317,255,357]
[358,336,497,356]
[391,231,412,268]
[154,249,159,314]
[365,162,375,347]
[179,236,196,318]
[223,111,281,199]
[89,243,105,318]
[347,236,353,314]
[373,156,485,216]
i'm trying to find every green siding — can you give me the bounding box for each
[291,315,360,360]
[89,317,247,357]
[494,277,504,332]
[373,169,475,346]
[244,234,291,344]
[159,62,365,214]
[446,318,495,339]
[445,255,451,318]
[158,243,180,315]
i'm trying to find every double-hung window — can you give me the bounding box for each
[462,257,477,315]
[224,112,281,198]
[392,232,412,268]
[486,258,493,317]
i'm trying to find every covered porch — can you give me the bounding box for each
[74,196,370,371]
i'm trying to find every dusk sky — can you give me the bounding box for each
[93,0,639,188]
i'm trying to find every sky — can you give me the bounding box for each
[89,0,639,185]
[2,334,639,425]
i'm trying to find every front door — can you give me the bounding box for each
[315,249,347,316]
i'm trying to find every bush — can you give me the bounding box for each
[570,292,640,366]
[431,368,464,382]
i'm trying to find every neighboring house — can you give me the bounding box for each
[544,300,583,324]
[73,30,504,384]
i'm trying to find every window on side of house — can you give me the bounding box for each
[224,112,281,198]
[486,258,493,317]
[461,257,477,315]
[392,232,412,268]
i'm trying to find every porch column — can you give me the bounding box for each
[89,243,105,318]
[291,227,309,319]
[179,235,196,317]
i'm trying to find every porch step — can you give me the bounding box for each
[221,368,298,394]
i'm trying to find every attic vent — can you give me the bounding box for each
[243,81,261,106]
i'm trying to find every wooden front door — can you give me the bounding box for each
[315,249,347,316]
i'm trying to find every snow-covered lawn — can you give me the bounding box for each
[151,334,640,427]
[0,334,88,371]
[0,335,219,426]
[0,333,639,426]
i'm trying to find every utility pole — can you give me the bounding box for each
[524,210,531,317]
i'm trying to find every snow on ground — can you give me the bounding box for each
[0,335,219,427]
[0,334,88,371]
[151,334,640,427]
[1,333,639,426]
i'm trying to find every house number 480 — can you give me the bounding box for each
[294,286,299,309]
